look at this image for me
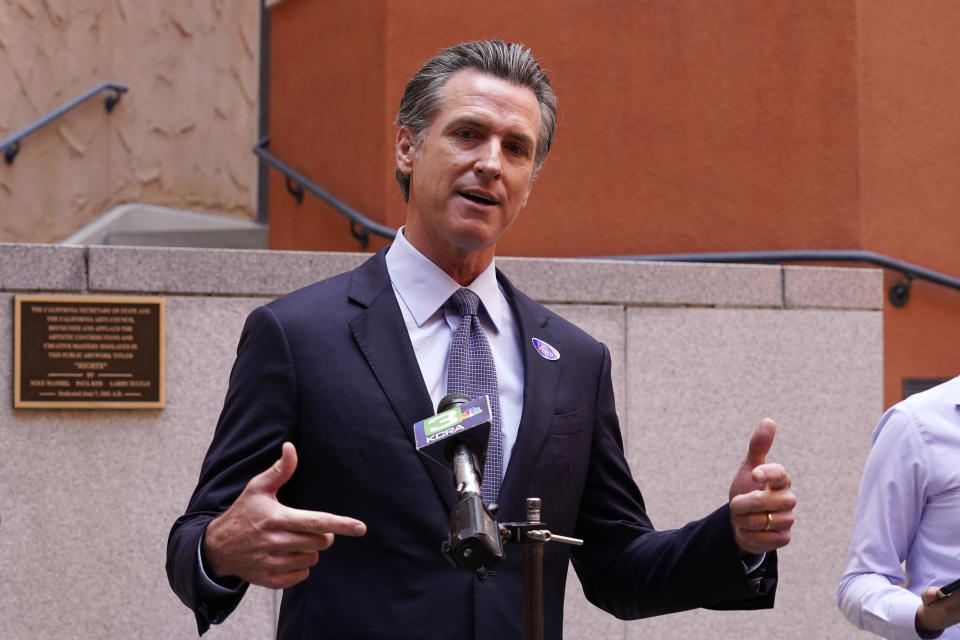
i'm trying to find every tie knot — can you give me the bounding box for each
[450,288,480,317]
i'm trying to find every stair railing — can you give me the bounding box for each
[0,82,128,165]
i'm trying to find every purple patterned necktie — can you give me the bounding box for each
[447,288,503,504]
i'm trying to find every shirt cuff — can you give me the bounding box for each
[886,591,937,640]
[197,535,245,594]
[741,552,766,574]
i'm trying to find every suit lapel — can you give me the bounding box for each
[496,271,560,519]
[347,250,458,511]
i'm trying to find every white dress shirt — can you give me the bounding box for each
[838,375,960,640]
[384,227,525,478]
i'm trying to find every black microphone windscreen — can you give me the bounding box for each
[437,392,471,414]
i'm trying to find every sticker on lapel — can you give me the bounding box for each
[532,338,560,361]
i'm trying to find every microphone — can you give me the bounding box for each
[413,393,505,574]
[415,393,491,496]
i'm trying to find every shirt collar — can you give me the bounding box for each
[385,227,503,332]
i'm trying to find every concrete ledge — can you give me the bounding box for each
[89,249,788,305]
[87,246,370,295]
[0,243,86,291]
[499,257,784,307]
[784,265,884,309]
[0,244,886,311]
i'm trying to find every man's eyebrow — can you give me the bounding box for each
[445,116,488,131]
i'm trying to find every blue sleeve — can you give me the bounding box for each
[166,305,298,633]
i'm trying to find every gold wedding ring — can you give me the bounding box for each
[763,511,773,532]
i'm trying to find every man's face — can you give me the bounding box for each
[397,69,542,271]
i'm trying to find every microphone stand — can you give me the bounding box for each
[501,497,583,640]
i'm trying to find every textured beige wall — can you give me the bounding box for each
[0,0,258,243]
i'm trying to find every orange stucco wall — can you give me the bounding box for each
[266,0,959,410]
[858,1,960,406]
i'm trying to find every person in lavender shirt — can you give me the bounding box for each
[839,375,960,639]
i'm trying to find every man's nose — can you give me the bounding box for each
[473,139,502,178]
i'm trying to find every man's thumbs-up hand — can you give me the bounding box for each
[728,420,796,555]
[203,442,367,589]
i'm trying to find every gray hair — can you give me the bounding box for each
[394,40,558,202]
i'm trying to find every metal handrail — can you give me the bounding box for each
[253,136,397,249]
[615,249,960,307]
[0,82,128,165]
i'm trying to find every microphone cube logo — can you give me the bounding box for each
[424,406,466,436]
[415,396,492,468]
[424,405,485,436]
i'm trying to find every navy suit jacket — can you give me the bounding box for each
[167,248,776,639]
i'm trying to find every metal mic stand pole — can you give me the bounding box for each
[501,498,583,640]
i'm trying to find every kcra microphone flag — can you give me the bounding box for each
[414,395,492,471]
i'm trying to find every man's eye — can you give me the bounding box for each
[506,143,527,156]
[455,130,475,139]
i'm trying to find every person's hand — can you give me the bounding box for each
[916,586,960,635]
[728,419,796,555]
[203,442,367,589]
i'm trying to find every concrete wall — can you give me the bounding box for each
[0,243,883,639]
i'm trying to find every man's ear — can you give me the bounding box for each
[396,125,417,176]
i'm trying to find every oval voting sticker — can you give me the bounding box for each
[532,338,560,361]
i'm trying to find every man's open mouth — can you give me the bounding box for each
[460,191,497,206]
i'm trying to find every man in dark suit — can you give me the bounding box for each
[167,40,796,639]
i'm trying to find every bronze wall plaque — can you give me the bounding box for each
[14,295,165,409]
